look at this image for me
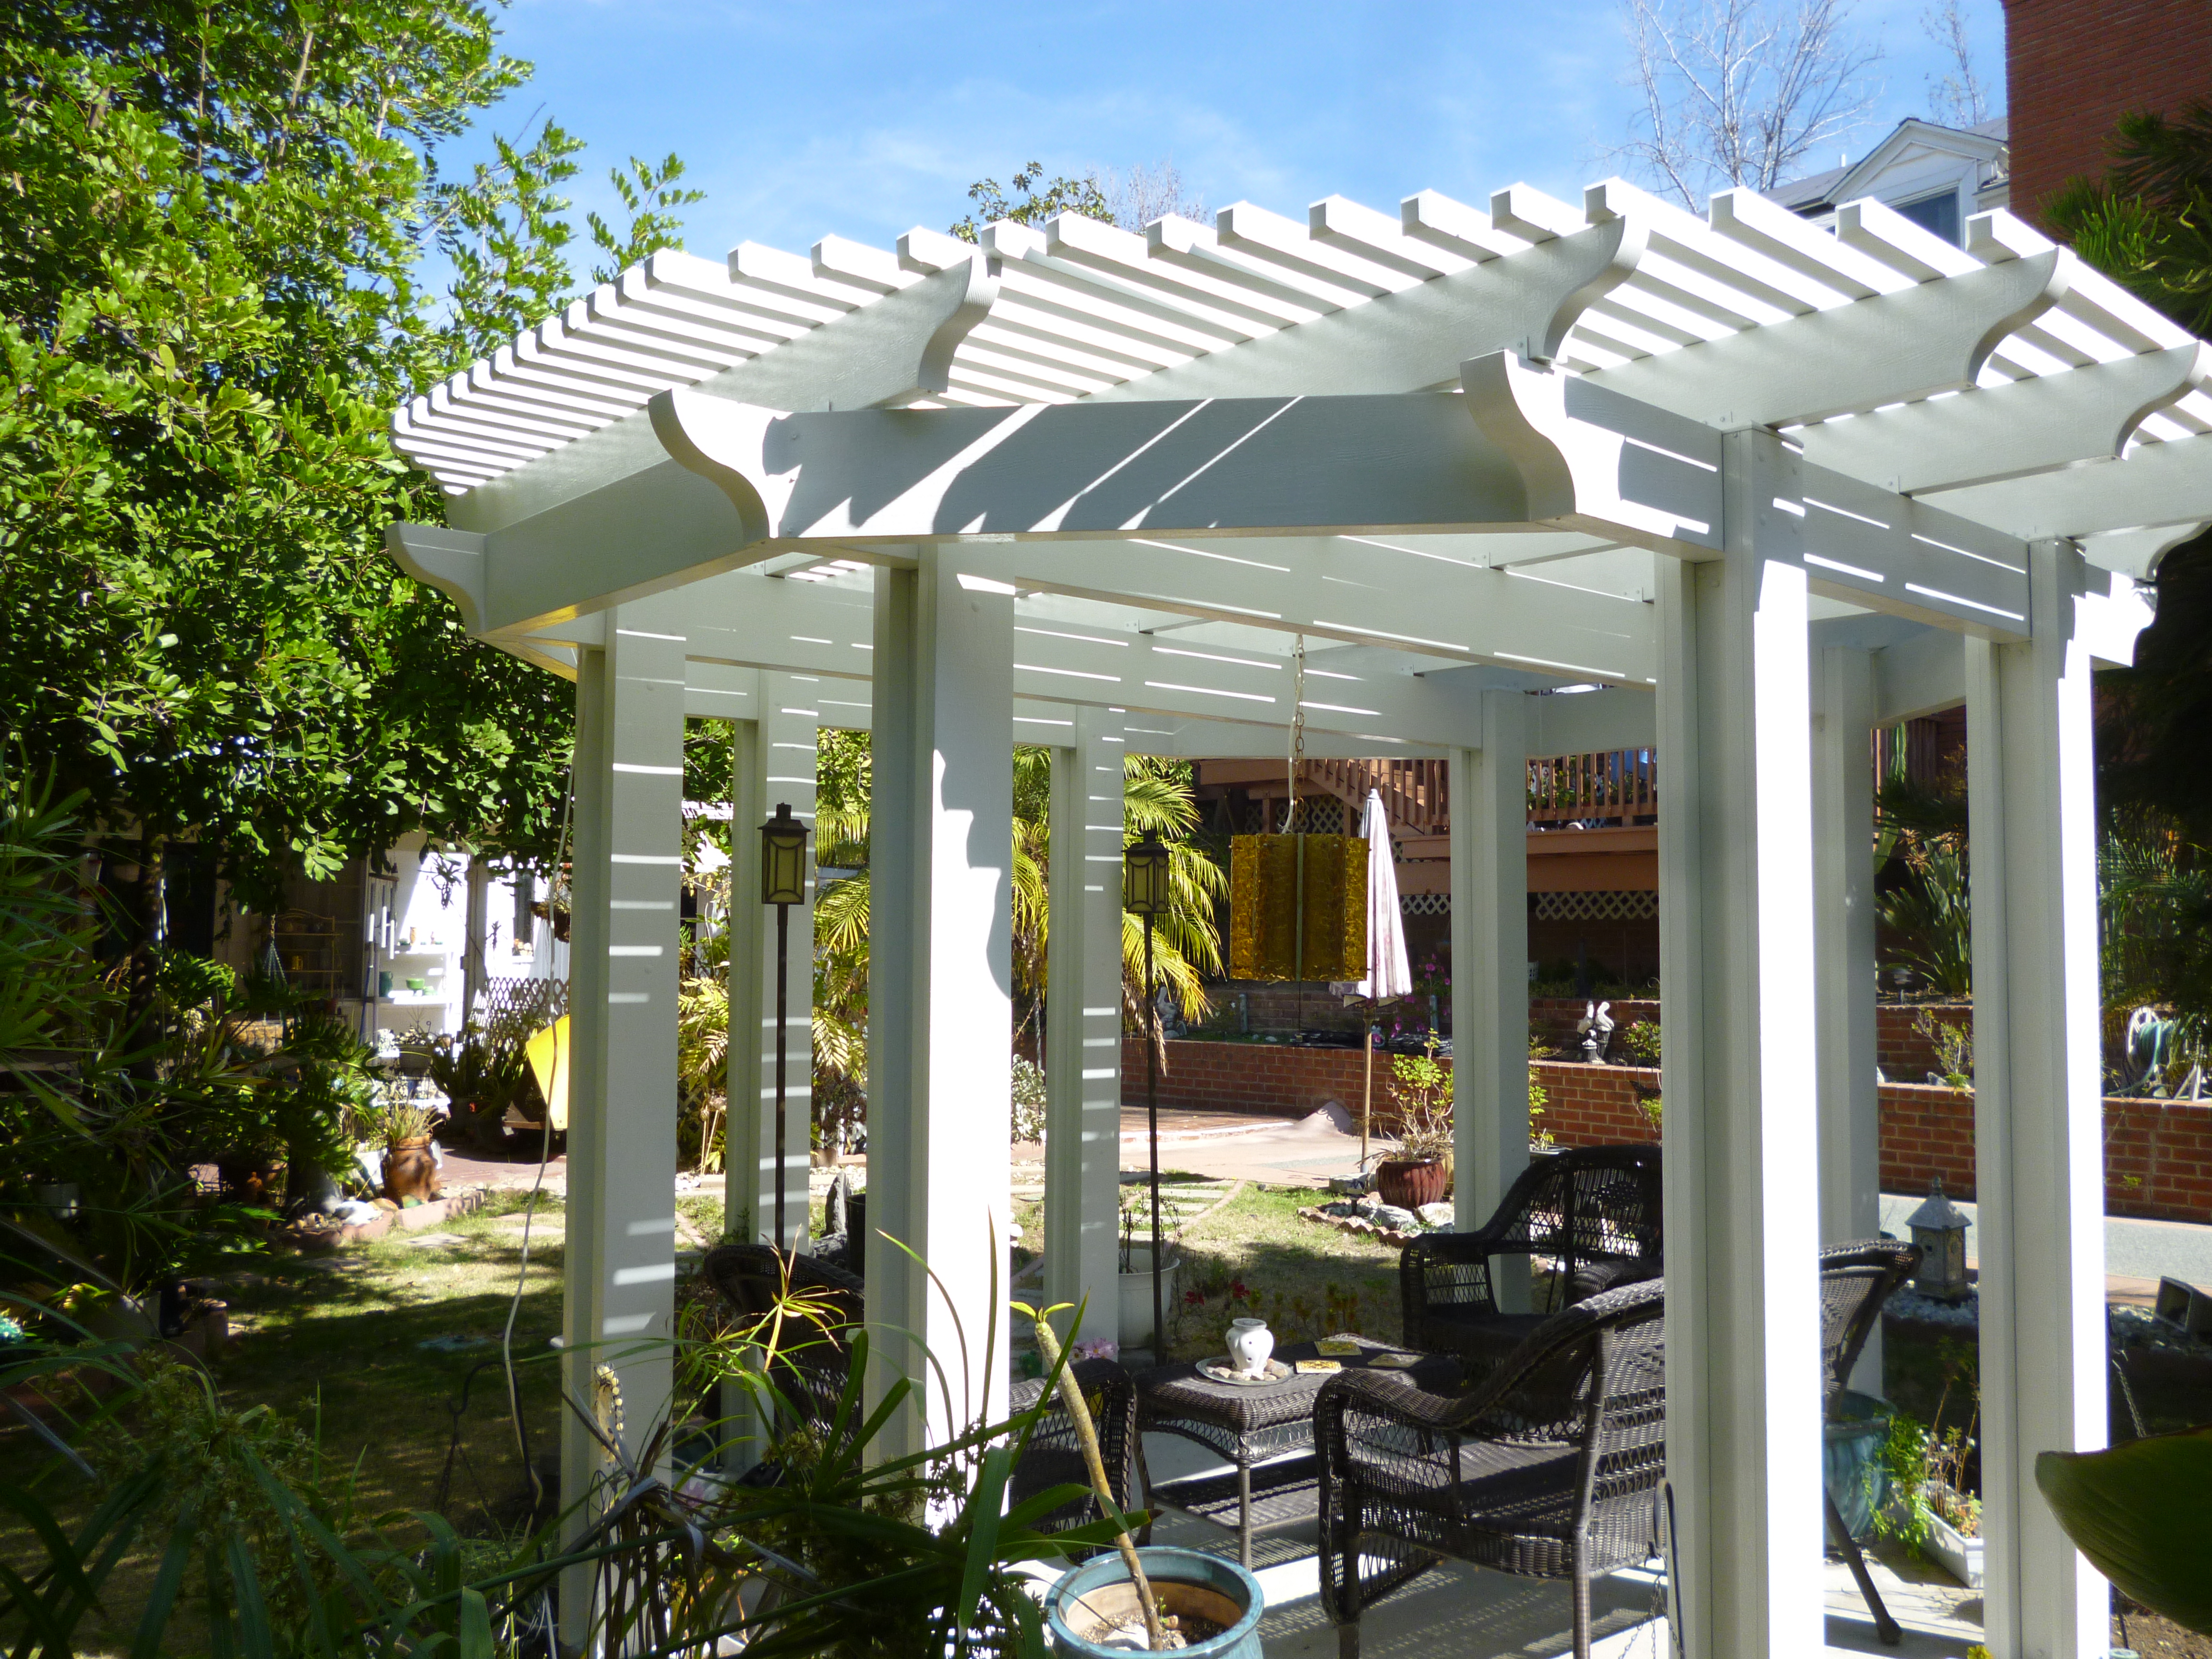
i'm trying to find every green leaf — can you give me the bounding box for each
[2035,1426,2212,1634]
[131,1499,200,1659]
[952,1444,1013,1644]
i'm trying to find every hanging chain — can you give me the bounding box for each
[1281,633,1307,833]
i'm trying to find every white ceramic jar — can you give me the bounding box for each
[1227,1316,1274,1379]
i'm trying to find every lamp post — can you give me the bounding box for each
[1124,831,1173,1357]
[759,802,808,1252]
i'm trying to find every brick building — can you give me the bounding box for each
[2005,0,2212,227]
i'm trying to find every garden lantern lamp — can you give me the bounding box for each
[1907,1178,1971,1303]
[759,803,808,1250]
[1125,832,1171,1357]
[1123,832,1172,917]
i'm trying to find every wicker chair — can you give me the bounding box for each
[1817,1238,1922,1648]
[1318,1277,1667,1659]
[1400,1144,1663,1379]
[699,1243,1139,1542]
[1006,1359,1142,1556]
[699,1243,870,1443]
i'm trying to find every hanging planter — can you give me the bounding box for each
[1227,832,1367,981]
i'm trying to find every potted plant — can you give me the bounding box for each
[1872,1407,1983,1587]
[1024,1307,1265,1657]
[381,1097,440,1203]
[1377,1041,1453,1210]
[1117,1186,1179,1352]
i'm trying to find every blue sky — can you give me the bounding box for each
[467,0,2006,266]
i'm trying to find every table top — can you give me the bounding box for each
[1134,1334,1461,1435]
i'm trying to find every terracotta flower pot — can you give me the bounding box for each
[383,1136,439,1203]
[1376,1157,1448,1210]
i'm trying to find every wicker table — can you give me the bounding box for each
[1134,1335,1461,1567]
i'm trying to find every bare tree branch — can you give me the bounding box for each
[1923,0,1990,130]
[1090,159,1209,231]
[1614,0,1884,211]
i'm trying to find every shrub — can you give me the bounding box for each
[1011,1055,1048,1143]
[1622,1020,1662,1066]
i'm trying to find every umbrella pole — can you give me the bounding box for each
[1361,1016,1372,1175]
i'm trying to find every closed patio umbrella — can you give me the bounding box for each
[1341,789,1411,1172]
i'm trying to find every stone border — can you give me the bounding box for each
[285,1188,487,1250]
[1296,1204,1426,1249]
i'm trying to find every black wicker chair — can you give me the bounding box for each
[1817,1238,1922,1647]
[1318,1277,1667,1659]
[699,1242,870,1445]
[1007,1359,1142,1557]
[1400,1144,1662,1379]
[700,1243,1139,1540]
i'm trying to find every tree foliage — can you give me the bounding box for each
[0,0,703,925]
[2046,101,2212,338]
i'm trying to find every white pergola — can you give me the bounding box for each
[386,176,2208,1659]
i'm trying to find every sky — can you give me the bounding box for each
[459,0,2007,272]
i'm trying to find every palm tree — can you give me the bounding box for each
[811,739,1225,1055]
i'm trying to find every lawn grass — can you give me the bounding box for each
[1164,1181,1404,1362]
[0,1188,579,1655]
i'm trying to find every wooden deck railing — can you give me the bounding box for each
[1525,750,1658,827]
[1302,757,1449,832]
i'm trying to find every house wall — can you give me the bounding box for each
[2005,0,2212,225]
[1124,1039,2212,1223]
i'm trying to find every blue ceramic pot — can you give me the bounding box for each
[1046,1547,1263,1657]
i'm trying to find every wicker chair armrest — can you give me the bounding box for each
[1315,1366,1477,1435]
[1404,1226,1532,1268]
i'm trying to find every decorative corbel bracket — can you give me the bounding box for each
[1460,349,1724,558]
[385,524,488,633]
[648,389,799,540]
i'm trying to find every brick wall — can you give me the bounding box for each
[2006,0,2212,226]
[1131,1038,2212,1223]
[1876,1002,1972,1082]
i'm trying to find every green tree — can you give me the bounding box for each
[951,161,1111,243]
[0,2,704,980]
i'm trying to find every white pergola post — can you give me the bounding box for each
[559,607,685,1648]
[724,679,818,1251]
[1656,430,1825,1659]
[1813,645,1883,1390]
[1044,705,1127,1347]
[1451,691,1531,1310]
[1967,540,2110,1659]
[865,557,1015,1458]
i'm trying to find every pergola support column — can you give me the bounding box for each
[725,679,818,1251]
[1814,644,1883,1391]
[865,557,1015,1459]
[1451,691,1531,1311]
[559,607,685,1648]
[1044,707,1127,1348]
[1968,540,2109,1659]
[1656,429,1824,1659]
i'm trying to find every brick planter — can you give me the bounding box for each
[1127,1037,2212,1224]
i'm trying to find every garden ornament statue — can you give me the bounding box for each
[1578,1000,1614,1066]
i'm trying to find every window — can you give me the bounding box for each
[1893,189,1962,246]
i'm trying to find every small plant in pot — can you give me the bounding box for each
[381,1097,440,1203]
[1022,1303,1266,1656]
[1377,1041,1453,1210]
